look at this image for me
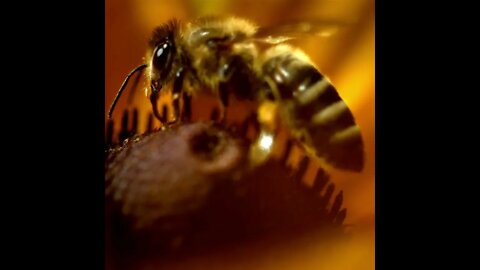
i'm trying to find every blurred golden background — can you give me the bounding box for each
[106,0,374,269]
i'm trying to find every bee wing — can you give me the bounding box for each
[252,20,349,44]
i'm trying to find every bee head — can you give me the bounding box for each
[148,20,179,95]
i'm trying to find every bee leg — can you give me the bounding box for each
[150,91,167,124]
[217,56,244,123]
[182,92,192,121]
[218,83,229,123]
[170,68,185,124]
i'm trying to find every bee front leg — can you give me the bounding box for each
[218,56,243,123]
[150,91,167,124]
[170,68,185,124]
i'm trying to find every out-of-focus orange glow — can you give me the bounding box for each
[106,0,374,269]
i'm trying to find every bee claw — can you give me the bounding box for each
[167,118,179,126]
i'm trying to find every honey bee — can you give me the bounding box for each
[108,16,364,172]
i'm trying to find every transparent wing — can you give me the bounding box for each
[253,19,350,44]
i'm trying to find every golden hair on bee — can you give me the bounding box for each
[190,16,258,38]
[148,19,181,48]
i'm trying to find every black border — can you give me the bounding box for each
[8,2,105,268]
[8,0,466,268]
[376,1,465,268]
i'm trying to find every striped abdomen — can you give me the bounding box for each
[262,54,364,171]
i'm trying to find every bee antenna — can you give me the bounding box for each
[108,64,148,119]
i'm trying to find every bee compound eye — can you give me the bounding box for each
[152,41,172,71]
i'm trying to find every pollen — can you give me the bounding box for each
[257,101,279,131]
[259,132,274,151]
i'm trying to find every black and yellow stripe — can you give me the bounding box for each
[262,55,364,171]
